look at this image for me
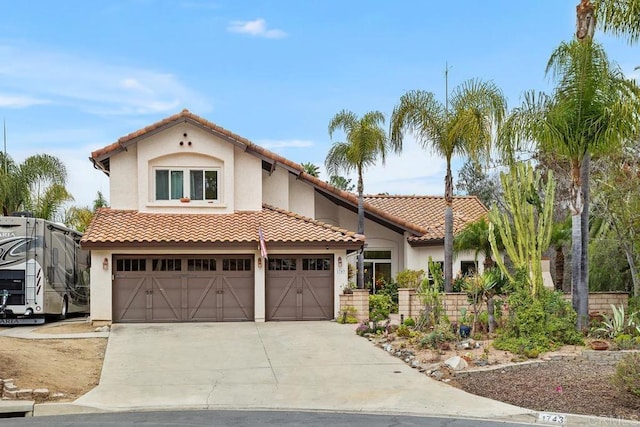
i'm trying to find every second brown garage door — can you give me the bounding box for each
[266,255,333,321]
[113,255,254,322]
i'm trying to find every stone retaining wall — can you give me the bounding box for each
[1,379,49,400]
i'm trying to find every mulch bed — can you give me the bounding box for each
[452,359,640,421]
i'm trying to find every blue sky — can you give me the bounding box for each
[1,1,637,208]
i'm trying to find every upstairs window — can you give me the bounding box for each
[190,170,218,200]
[155,168,220,202]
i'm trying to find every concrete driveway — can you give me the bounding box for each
[74,322,534,421]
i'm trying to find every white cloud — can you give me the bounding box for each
[227,18,287,39]
[0,43,210,116]
[258,139,313,149]
[120,77,154,94]
[0,94,50,108]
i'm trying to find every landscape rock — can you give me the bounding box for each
[33,389,49,398]
[444,355,469,371]
[94,326,109,333]
[430,370,444,381]
[16,389,33,399]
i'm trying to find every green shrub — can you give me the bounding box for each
[613,353,640,397]
[396,324,411,338]
[613,334,640,350]
[395,269,425,289]
[336,306,358,324]
[369,294,392,324]
[494,275,583,356]
[418,321,455,349]
[377,280,399,313]
[403,317,416,327]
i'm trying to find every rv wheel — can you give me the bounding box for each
[59,297,68,320]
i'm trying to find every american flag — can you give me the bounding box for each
[258,226,268,259]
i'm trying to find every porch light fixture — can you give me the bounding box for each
[102,257,109,270]
[337,256,343,268]
[257,257,262,269]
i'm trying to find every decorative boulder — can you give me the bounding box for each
[444,355,468,371]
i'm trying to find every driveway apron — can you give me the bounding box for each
[75,322,533,420]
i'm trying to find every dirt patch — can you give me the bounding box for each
[34,322,101,335]
[0,325,107,402]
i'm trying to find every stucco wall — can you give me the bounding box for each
[89,250,113,322]
[262,168,289,210]
[314,193,340,226]
[234,148,262,211]
[405,245,486,277]
[109,145,138,210]
[288,175,315,219]
[337,206,405,277]
[137,123,235,213]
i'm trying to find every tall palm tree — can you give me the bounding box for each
[326,110,398,289]
[390,80,507,291]
[499,39,640,329]
[0,153,68,218]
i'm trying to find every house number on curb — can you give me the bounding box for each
[538,412,567,425]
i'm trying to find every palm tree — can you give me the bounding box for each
[65,191,109,232]
[301,162,320,177]
[591,0,640,44]
[390,80,507,291]
[0,153,68,218]
[326,110,398,289]
[499,39,640,329]
[453,217,502,271]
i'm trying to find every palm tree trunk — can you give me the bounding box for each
[571,213,584,328]
[444,164,453,292]
[580,154,590,327]
[356,169,365,290]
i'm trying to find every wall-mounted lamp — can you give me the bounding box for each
[257,257,262,269]
[102,257,109,270]
[337,256,343,268]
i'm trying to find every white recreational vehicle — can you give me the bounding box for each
[0,214,89,324]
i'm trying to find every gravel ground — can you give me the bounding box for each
[452,359,640,422]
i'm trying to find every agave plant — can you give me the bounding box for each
[593,304,637,338]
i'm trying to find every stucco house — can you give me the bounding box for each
[81,109,487,323]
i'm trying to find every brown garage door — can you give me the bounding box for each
[113,255,254,322]
[266,255,333,321]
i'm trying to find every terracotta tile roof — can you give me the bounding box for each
[80,205,365,248]
[363,195,488,242]
[88,110,484,242]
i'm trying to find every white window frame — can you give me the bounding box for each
[153,167,221,203]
